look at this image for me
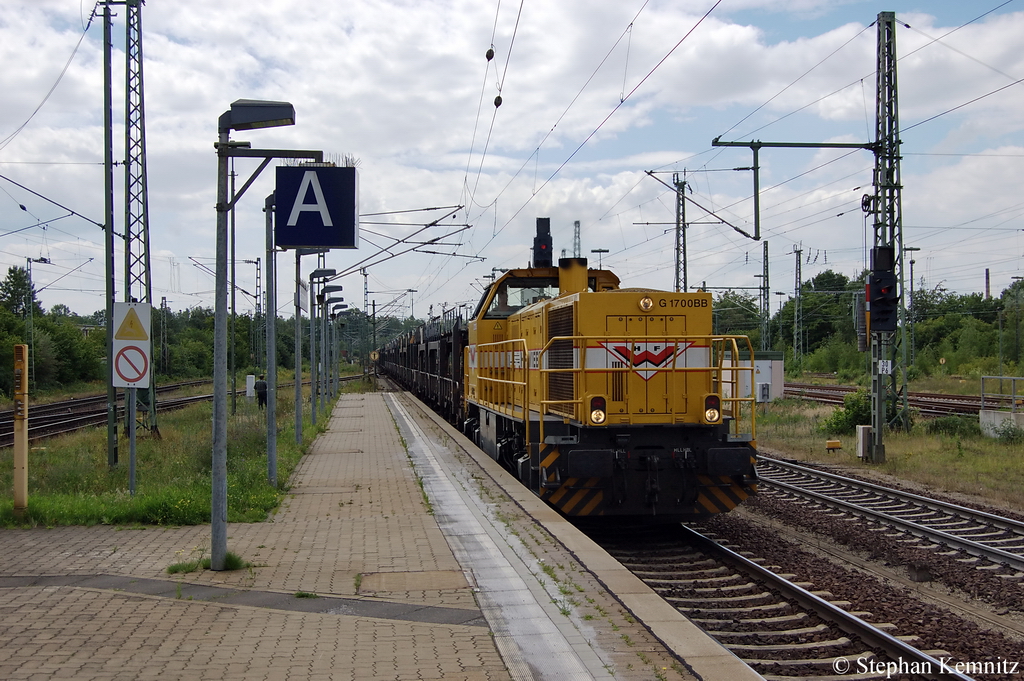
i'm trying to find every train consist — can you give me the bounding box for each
[378,218,759,520]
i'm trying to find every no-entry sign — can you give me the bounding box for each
[112,302,151,388]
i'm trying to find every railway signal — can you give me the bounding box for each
[867,270,898,333]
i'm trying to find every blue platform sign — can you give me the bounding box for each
[275,166,358,249]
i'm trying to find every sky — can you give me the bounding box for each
[1,0,1023,323]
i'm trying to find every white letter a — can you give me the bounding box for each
[287,171,333,226]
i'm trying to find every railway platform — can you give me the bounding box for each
[0,390,758,681]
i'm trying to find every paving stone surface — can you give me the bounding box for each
[0,393,511,681]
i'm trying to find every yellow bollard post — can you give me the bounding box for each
[13,344,29,516]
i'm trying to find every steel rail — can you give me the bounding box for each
[0,377,353,447]
[682,525,975,681]
[762,458,1024,536]
[782,383,1004,416]
[758,463,1024,573]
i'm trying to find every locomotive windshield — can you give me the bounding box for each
[483,277,560,319]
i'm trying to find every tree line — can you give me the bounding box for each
[0,265,418,398]
[3,262,1017,398]
[713,268,1016,383]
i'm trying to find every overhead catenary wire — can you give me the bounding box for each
[463,0,653,218]
[476,1,722,252]
[0,3,98,153]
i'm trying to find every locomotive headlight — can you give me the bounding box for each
[638,296,654,312]
[590,396,607,424]
[703,394,721,423]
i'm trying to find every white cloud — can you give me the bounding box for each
[1,0,1023,319]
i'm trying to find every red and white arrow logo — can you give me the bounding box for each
[598,341,693,380]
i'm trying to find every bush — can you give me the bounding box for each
[995,419,1024,444]
[924,415,981,439]
[820,389,871,435]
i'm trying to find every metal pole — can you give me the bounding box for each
[128,386,137,495]
[310,278,318,426]
[673,173,684,292]
[265,193,277,486]
[330,316,336,395]
[211,125,230,571]
[230,164,237,415]
[761,240,770,351]
[295,251,302,445]
[320,292,328,416]
[26,259,35,389]
[103,3,118,468]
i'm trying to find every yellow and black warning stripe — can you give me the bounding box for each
[544,478,605,516]
[537,444,606,516]
[688,475,753,515]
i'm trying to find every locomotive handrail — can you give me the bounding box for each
[534,333,757,445]
[472,337,533,453]
[470,332,757,481]
[474,333,756,449]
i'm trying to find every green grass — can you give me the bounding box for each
[167,549,250,574]
[0,373,364,527]
[757,398,1024,510]
[167,557,204,574]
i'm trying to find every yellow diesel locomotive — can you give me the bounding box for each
[379,219,759,520]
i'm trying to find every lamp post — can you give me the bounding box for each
[324,294,345,400]
[213,99,296,571]
[308,269,336,426]
[263,194,278,486]
[332,304,348,392]
[321,286,344,411]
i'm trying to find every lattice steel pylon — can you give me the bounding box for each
[793,248,802,369]
[122,0,158,436]
[864,11,910,463]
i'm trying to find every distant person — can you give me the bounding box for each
[254,374,268,410]
[487,284,516,317]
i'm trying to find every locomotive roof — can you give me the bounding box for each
[496,266,620,288]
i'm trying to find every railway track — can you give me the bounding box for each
[757,457,1024,575]
[784,383,998,416]
[0,380,213,446]
[0,376,358,447]
[588,522,967,680]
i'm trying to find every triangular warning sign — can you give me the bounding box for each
[493,322,503,330]
[116,307,149,341]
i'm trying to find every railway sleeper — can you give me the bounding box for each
[707,623,830,638]
[617,562,723,574]
[725,636,852,652]
[647,571,736,583]
[662,590,774,605]
[690,612,809,627]
[747,652,876,670]
[668,600,789,615]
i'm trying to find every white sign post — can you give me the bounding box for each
[112,302,152,388]
[112,302,151,496]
